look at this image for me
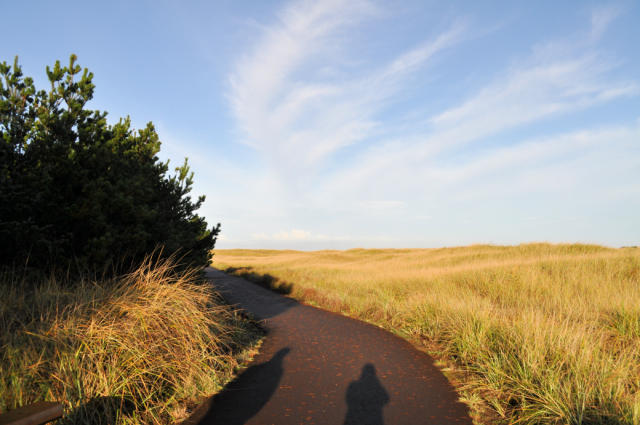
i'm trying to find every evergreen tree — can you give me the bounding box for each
[0,55,219,274]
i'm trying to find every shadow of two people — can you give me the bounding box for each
[65,349,389,425]
[185,347,389,425]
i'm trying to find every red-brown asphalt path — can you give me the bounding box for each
[184,268,473,425]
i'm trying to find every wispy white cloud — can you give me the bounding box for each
[229,0,377,150]
[431,122,640,194]
[228,0,464,188]
[371,21,466,87]
[430,56,633,129]
[312,121,639,221]
[218,0,640,248]
[321,40,639,195]
[590,4,622,40]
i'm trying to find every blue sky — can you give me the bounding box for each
[3,0,639,249]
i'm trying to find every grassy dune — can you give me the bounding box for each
[0,257,263,424]
[214,244,640,425]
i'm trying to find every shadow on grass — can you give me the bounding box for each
[60,396,136,425]
[223,267,294,295]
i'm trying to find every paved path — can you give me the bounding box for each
[184,268,472,425]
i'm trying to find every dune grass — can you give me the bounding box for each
[214,243,640,425]
[0,257,263,424]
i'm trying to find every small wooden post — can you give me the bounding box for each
[0,402,63,425]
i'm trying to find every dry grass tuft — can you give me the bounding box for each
[215,243,640,425]
[0,256,262,424]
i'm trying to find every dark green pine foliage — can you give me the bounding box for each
[0,55,219,274]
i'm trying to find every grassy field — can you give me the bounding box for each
[0,257,263,424]
[214,243,640,425]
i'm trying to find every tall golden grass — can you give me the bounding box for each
[214,243,640,425]
[0,257,262,424]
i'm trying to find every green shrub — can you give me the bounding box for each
[0,55,219,274]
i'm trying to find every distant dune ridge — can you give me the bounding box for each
[214,243,640,425]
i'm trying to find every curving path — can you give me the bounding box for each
[183,268,473,425]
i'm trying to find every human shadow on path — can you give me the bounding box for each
[183,347,291,425]
[344,364,389,425]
